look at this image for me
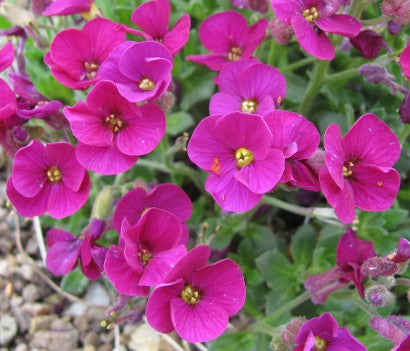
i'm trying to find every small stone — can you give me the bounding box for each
[0,314,18,345]
[84,283,110,307]
[22,302,53,316]
[14,344,29,351]
[30,329,79,351]
[18,264,35,281]
[29,314,58,334]
[25,237,39,255]
[128,323,160,351]
[83,346,96,351]
[97,345,112,351]
[0,260,14,278]
[22,284,40,302]
[83,331,99,347]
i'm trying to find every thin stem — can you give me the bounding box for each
[361,16,392,26]
[395,278,410,287]
[298,60,330,115]
[253,291,311,331]
[137,158,171,173]
[33,216,46,265]
[268,40,278,66]
[325,67,359,84]
[262,196,313,217]
[281,57,316,73]
[352,298,378,316]
[113,325,121,351]
[194,343,209,351]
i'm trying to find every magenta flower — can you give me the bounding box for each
[386,238,410,263]
[99,41,173,102]
[350,30,386,60]
[42,0,93,16]
[64,80,165,175]
[294,313,366,351]
[264,110,321,190]
[231,0,269,13]
[393,336,410,351]
[45,219,107,279]
[210,60,286,116]
[0,78,17,122]
[0,42,14,73]
[186,11,267,71]
[271,0,361,60]
[6,140,90,218]
[400,44,410,79]
[319,113,401,223]
[187,112,285,212]
[371,315,410,349]
[145,245,246,343]
[44,18,125,90]
[305,228,376,303]
[104,208,186,295]
[128,0,190,55]
[112,183,193,244]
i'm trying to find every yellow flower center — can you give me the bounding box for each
[342,161,354,178]
[138,248,152,267]
[313,336,327,351]
[241,99,258,113]
[235,147,254,168]
[105,114,123,132]
[139,78,155,91]
[83,61,99,80]
[47,166,62,183]
[228,47,242,61]
[180,285,201,305]
[303,7,319,22]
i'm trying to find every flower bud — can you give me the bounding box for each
[388,21,402,35]
[154,91,175,114]
[381,0,410,25]
[359,64,396,94]
[365,284,394,307]
[92,186,114,220]
[281,317,307,345]
[269,334,287,351]
[361,256,399,277]
[268,18,294,45]
[350,30,385,59]
[370,316,408,344]
[399,92,410,124]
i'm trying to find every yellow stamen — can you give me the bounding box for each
[227,47,242,61]
[241,100,258,113]
[235,147,253,168]
[105,113,123,132]
[138,248,152,266]
[303,7,319,22]
[139,78,155,91]
[180,285,201,305]
[83,61,99,80]
[47,166,62,183]
[342,161,354,178]
[313,336,327,351]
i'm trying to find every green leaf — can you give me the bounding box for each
[381,209,409,230]
[210,332,253,351]
[61,268,88,294]
[284,73,307,103]
[290,224,317,266]
[166,111,194,136]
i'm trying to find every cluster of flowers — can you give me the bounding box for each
[45,183,246,343]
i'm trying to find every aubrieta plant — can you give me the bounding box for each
[0,0,409,349]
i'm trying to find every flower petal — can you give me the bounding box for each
[315,14,361,38]
[46,239,81,276]
[324,124,345,189]
[163,14,191,55]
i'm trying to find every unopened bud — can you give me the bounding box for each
[361,256,399,277]
[281,317,307,345]
[92,186,113,220]
[154,91,175,114]
[350,30,385,60]
[365,284,394,307]
[269,334,287,351]
[370,316,407,344]
[268,18,294,45]
[359,64,397,94]
[388,21,402,35]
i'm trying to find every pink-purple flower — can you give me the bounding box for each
[6,140,90,218]
[42,0,93,16]
[386,238,410,263]
[145,245,246,343]
[187,112,285,212]
[264,110,321,190]
[305,228,376,303]
[400,44,410,79]
[186,11,267,71]
[270,0,361,60]
[293,312,366,351]
[128,0,190,55]
[46,219,107,279]
[319,113,401,223]
[112,183,192,244]
[210,60,286,115]
[64,80,166,175]
[0,42,14,73]
[0,78,17,122]
[99,41,173,102]
[104,208,186,295]
[44,18,125,90]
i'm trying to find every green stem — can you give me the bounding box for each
[298,60,330,115]
[398,124,410,144]
[253,291,311,332]
[325,67,359,84]
[137,158,170,173]
[262,196,313,217]
[361,16,392,26]
[281,57,316,73]
[395,278,410,287]
[351,298,377,316]
[268,41,278,66]
[113,172,127,187]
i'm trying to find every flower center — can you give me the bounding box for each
[235,147,254,168]
[180,285,201,305]
[138,248,152,267]
[241,99,258,113]
[313,336,327,351]
[228,47,242,61]
[303,7,319,22]
[47,166,62,183]
[105,113,123,132]
[83,61,99,80]
[342,161,354,178]
[139,78,155,91]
